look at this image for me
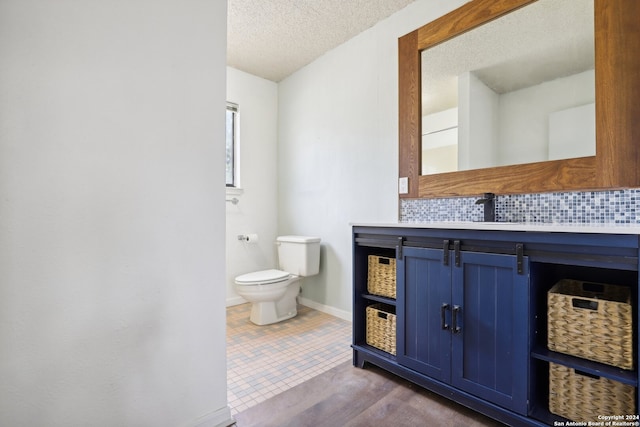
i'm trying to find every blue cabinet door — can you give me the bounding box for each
[397,247,452,382]
[451,251,529,415]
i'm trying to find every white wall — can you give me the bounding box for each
[226,67,279,306]
[277,0,468,315]
[548,102,595,160]
[0,1,231,426]
[422,108,458,174]
[459,71,499,171]
[498,69,595,166]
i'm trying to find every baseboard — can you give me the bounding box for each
[226,296,246,307]
[298,297,352,322]
[227,294,352,322]
[186,406,234,427]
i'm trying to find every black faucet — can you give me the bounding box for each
[475,193,495,222]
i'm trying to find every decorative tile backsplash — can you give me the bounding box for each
[400,189,640,224]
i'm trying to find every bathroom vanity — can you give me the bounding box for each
[352,223,639,426]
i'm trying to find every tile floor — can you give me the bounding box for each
[226,303,352,416]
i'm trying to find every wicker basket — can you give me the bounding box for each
[549,363,636,422]
[548,279,633,369]
[366,303,396,355]
[367,255,396,299]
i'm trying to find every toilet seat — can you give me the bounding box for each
[235,269,290,285]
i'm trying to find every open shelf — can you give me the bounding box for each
[531,345,637,386]
[361,293,395,305]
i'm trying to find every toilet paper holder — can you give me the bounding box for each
[237,234,258,242]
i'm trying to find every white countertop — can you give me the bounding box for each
[351,221,640,235]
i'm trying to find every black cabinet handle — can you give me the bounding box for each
[452,305,462,334]
[441,303,450,330]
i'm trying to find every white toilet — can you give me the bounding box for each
[234,235,321,325]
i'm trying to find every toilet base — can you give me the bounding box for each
[249,301,297,326]
[247,279,301,325]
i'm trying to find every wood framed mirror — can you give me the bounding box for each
[399,0,639,199]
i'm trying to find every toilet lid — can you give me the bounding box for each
[235,269,290,285]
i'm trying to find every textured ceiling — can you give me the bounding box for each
[227,0,416,82]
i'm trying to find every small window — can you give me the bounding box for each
[226,102,239,187]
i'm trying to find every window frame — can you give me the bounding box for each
[225,102,240,188]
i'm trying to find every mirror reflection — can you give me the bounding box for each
[421,0,594,175]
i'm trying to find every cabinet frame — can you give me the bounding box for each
[352,225,639,427]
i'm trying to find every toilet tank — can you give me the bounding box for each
[276,236,321,276]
